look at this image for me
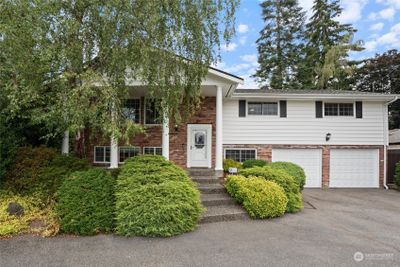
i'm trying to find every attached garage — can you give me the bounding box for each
[272,149,322,188]
[329,149,379,188]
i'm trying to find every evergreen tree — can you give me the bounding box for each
[301,0,360,88]
[254,0,306,89]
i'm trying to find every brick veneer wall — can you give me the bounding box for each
[223,144,385,188]
[86,96,216,169]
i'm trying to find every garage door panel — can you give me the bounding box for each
[272,149,322,188]
[330,149,379,188]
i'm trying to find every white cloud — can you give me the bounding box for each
[223,63,251,73]
[379,8,395,20]
[337,0,368,24]
[221,43,237,52]
[239,36,247,45]
[370,22,385,31]
[240,54,258,66]
[377,32,398,44]
[391,23,400,33]
[364,40,378,51]
[376,0,400,9]
[237,24,249,34]
[368,12,378,20]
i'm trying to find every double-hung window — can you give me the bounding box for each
[324,103,354,117]
[225,149,256,163]
[143,147,163,156]
[94,146,110,163]
[122,99,140,123]
[119,147,141,163]
[145,100,161,124]
[248,102,278,115]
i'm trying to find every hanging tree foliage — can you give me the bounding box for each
[0,0,239,141]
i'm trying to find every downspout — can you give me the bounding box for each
[383,96,398,189]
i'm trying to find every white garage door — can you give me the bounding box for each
[330,149,379,188]
[272,149,322,188]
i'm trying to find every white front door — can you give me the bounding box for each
[187,124,212,168]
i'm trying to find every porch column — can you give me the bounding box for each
[110,136,119,168]
[215,86,223,172]
[61,130,69,154]
[162,112,170,160]
[110,105,119,168]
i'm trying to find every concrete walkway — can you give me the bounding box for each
[1,189,400,267]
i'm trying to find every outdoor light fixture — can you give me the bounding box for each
[326,133,331,142]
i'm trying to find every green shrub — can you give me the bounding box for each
[5,146,58,191]
[268,162,306,190]
[55,169,115,235]
[241,177,287,219]
[115,155,203,237]
[224,175,248,203]
[240,166,303,213]
[395,162,400,186]
[223,159,242,172]
[115,181,203,237]
[242,159,267,169]
[225,175,287,219]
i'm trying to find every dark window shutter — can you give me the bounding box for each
[280,100,287,118]
[316,101,323,118]
[239,100,246,117]
[356,101,363,118]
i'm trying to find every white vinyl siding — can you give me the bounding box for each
[223,100,385,145]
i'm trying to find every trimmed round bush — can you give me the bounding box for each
[115,181,203,237]
[225,175,248,203]
[268,162,306,190]
[241,177,287,219]
[55,169,115,235]
[395,162,400,186]
[115,155,203,237]
[240,166,303,213]
[223,159,242,172]
[242,159,267,169]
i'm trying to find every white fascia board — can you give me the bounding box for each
[231,93,400,102]
[207,68,244,85]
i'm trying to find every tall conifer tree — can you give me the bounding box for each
[254,0,306,89]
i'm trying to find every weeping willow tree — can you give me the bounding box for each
[0,0,239,146]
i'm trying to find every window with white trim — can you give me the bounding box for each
[143,147,163,156]
[119,146,141,163]
[324,103,354,116]
[122,99,140,123]
[94,146,110,163]
[145,99,161,124]
[248,102,278,115]
[225,149,256,163]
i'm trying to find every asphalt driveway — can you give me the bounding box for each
[1,189,400,267]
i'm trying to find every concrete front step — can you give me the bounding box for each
[188,168,217,177]
[192,177,220,184]
[200,205,249,223]
[201,193,236,206]
[198,184,225,194]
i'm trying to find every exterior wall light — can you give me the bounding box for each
[326,133,331,142]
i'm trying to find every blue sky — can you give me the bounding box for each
[217,0,400,88]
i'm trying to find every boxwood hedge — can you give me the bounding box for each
[55,169,115,235]
[268,162,306,191]
[240,166,303,213]
[115,155,203,237]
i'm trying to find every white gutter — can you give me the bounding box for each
[231,93,397,101]
[383,96,398,190]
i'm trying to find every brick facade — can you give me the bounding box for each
[223,144,385,188]
[86,96,216,169]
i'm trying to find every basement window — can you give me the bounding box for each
[225,149,256,163]
[119,146,141,163]
[324,103,354,116]
[94,146,110,163]
[143,147,163,156]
